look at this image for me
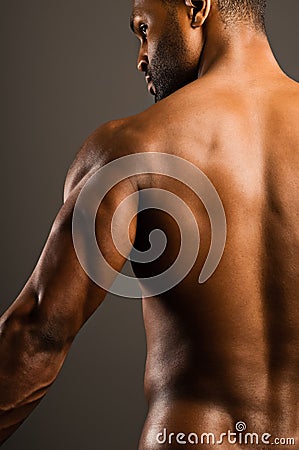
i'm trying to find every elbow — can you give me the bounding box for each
[1,307,72,358]
[33,315,73,353]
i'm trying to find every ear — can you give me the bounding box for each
[184,0,211,28]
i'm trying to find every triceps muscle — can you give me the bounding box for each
[30,174,139,339]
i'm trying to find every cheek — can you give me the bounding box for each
[147,37,159,64]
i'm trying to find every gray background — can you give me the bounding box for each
[0,1,298,449]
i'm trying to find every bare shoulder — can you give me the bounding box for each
[63,118,136,200]
[64,77,256,203]
[63,110,167,201]
[274,74,299,101]
[283,77,299,109]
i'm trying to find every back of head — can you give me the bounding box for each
[162,0,267,33]
[216,0,267,32]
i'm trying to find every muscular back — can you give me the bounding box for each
[128,72,299,449]
[0,44,297,449]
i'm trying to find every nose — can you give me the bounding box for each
[137,48,149,74]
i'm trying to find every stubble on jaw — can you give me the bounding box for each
[149,11,199,102]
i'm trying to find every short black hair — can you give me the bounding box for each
[162,0,267,33]
[216,0,267,32]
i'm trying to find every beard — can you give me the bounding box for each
[147,17,200,102]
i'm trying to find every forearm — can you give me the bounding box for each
[0,295,71,445]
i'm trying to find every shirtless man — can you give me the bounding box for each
[0,0,298,448]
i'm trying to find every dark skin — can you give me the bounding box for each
[1,0,299,448]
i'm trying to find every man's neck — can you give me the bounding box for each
[198,23,281,80]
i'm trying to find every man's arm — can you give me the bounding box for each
[0,122,138,444]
